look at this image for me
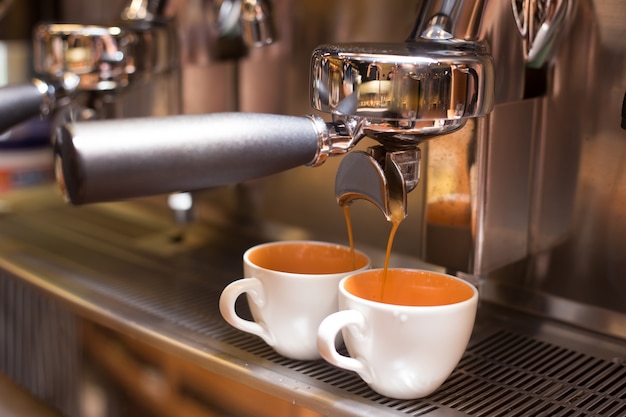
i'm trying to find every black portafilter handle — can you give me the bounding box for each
[0,82,47,134]
[55,112,325,204]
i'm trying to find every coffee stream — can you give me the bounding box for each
[343,205,357,270]
[381,200,404,301]
[343,201,405,303]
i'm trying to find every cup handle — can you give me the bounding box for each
[219,278,275,346]
[317,310,373,383]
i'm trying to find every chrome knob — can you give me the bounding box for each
[335,148,420,221]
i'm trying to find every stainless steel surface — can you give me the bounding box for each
[480,0,626,325]
[0,187,625,417]
[422,99,540,274]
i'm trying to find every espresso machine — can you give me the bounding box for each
[0,0,625,416]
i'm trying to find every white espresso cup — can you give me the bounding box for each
[219,240,370,360]
[317,268,478,399]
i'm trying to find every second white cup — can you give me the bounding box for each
[317,268,478,399]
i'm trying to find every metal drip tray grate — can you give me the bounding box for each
[214,321,626,416]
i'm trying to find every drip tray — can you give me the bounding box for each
[217,325,626,416]
[0,191,625,417]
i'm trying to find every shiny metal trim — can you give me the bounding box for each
[310,40,495,141]
[304,114,333,167]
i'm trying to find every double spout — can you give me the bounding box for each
[335,148,420,221]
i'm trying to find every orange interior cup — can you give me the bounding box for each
[344,269,474,306]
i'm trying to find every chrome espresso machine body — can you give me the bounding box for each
[0,1,625,417]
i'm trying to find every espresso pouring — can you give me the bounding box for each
[343,198,406,304]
